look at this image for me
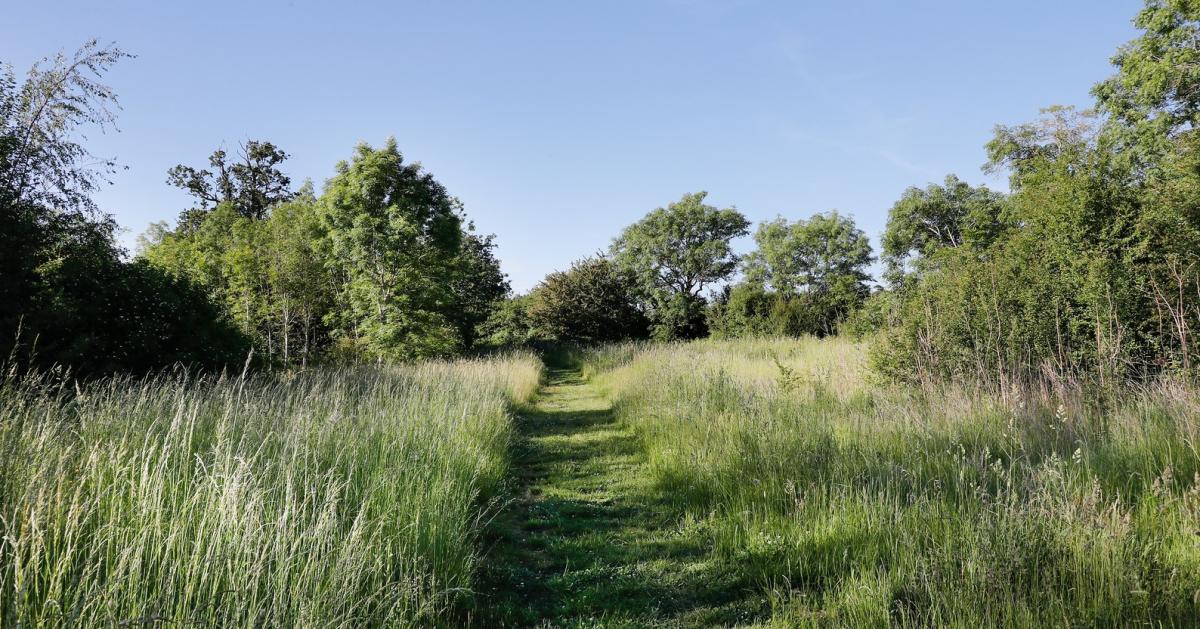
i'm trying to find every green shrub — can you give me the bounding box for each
[526,257,650,344]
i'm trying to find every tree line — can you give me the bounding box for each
[0,43,508,376]
[864,0,1200,386]
[493,0,1200,389]
[141,139,508,365]
[481,192,876,346]
[3,0,1198,387]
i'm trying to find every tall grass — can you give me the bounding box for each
[592,337,1200,627]
[0,353,540,627]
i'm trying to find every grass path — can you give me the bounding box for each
[474,368,768,627]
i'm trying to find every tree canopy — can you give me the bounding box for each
[168,140,294,226]
[1,41,249,377]
[745,211,872,294]
[610,192,749,339]
[1093,0,1200,156]
[880,175,1006,283]
[526,257,649,344]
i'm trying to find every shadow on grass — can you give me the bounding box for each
[470,369,768,628]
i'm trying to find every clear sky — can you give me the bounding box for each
[3,0,1141,292]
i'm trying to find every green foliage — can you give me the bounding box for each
[0,42,248,378]
[1093,0,1200,157]
[610,191,750,340]
[143,195,333,365]
[707,283,783,339]
[319,139,465,360]
[167,140,294,223]
[840,288,897,339]
[0,40,129,215]
[709,282,868,340]
[525,257,649,344]
[477,295,537,348]
[876,107,1162,383]
[145,140,509,365]
[880,175,1007,284]
[744,211,872,295]
[877,15,1200,385]
[447,231,511,349]
[717,212,873,339]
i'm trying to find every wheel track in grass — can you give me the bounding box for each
[471,367,768,628]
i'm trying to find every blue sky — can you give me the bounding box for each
[3,0,1141,292]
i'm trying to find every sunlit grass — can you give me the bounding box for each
[588,337,1200,627]
[0,353,540,627]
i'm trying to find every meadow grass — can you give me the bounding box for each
[0,353,540,627]
[588,337,1200,627]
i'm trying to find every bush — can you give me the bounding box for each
[1,203,250,378]
[526,257,650,344]
[708,282,868,340]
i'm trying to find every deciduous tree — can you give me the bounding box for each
[610,192,749,339]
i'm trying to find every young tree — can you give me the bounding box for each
[320,139,464,360]
[610,191,749,339]
[526,257,649,343]
[264,186,336,364]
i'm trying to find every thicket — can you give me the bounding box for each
[871,1,1200,385]
[0,41,513,377]
[0,43,251,378]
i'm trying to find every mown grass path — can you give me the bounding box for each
[474,368,767,627]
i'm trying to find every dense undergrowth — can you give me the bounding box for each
[585,337,1200,627]
[0,353,540,627]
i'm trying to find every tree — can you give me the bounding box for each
[526,257,649,344]
[320,139,464,360]
[478,295,536,348]
[880,175,1007,283]
[167,140,293,223]
[263,186,336,364]
[0,40,129,215]
[610,192,749,339]
[1093,0,1200,157]
[1,42,127,357]
[745,212,872,293]
[742,212,873,335]
[447,230,510,349]
[0,42,249,377]
[146,140,510,365]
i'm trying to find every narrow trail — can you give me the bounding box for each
[475,368,765,628]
